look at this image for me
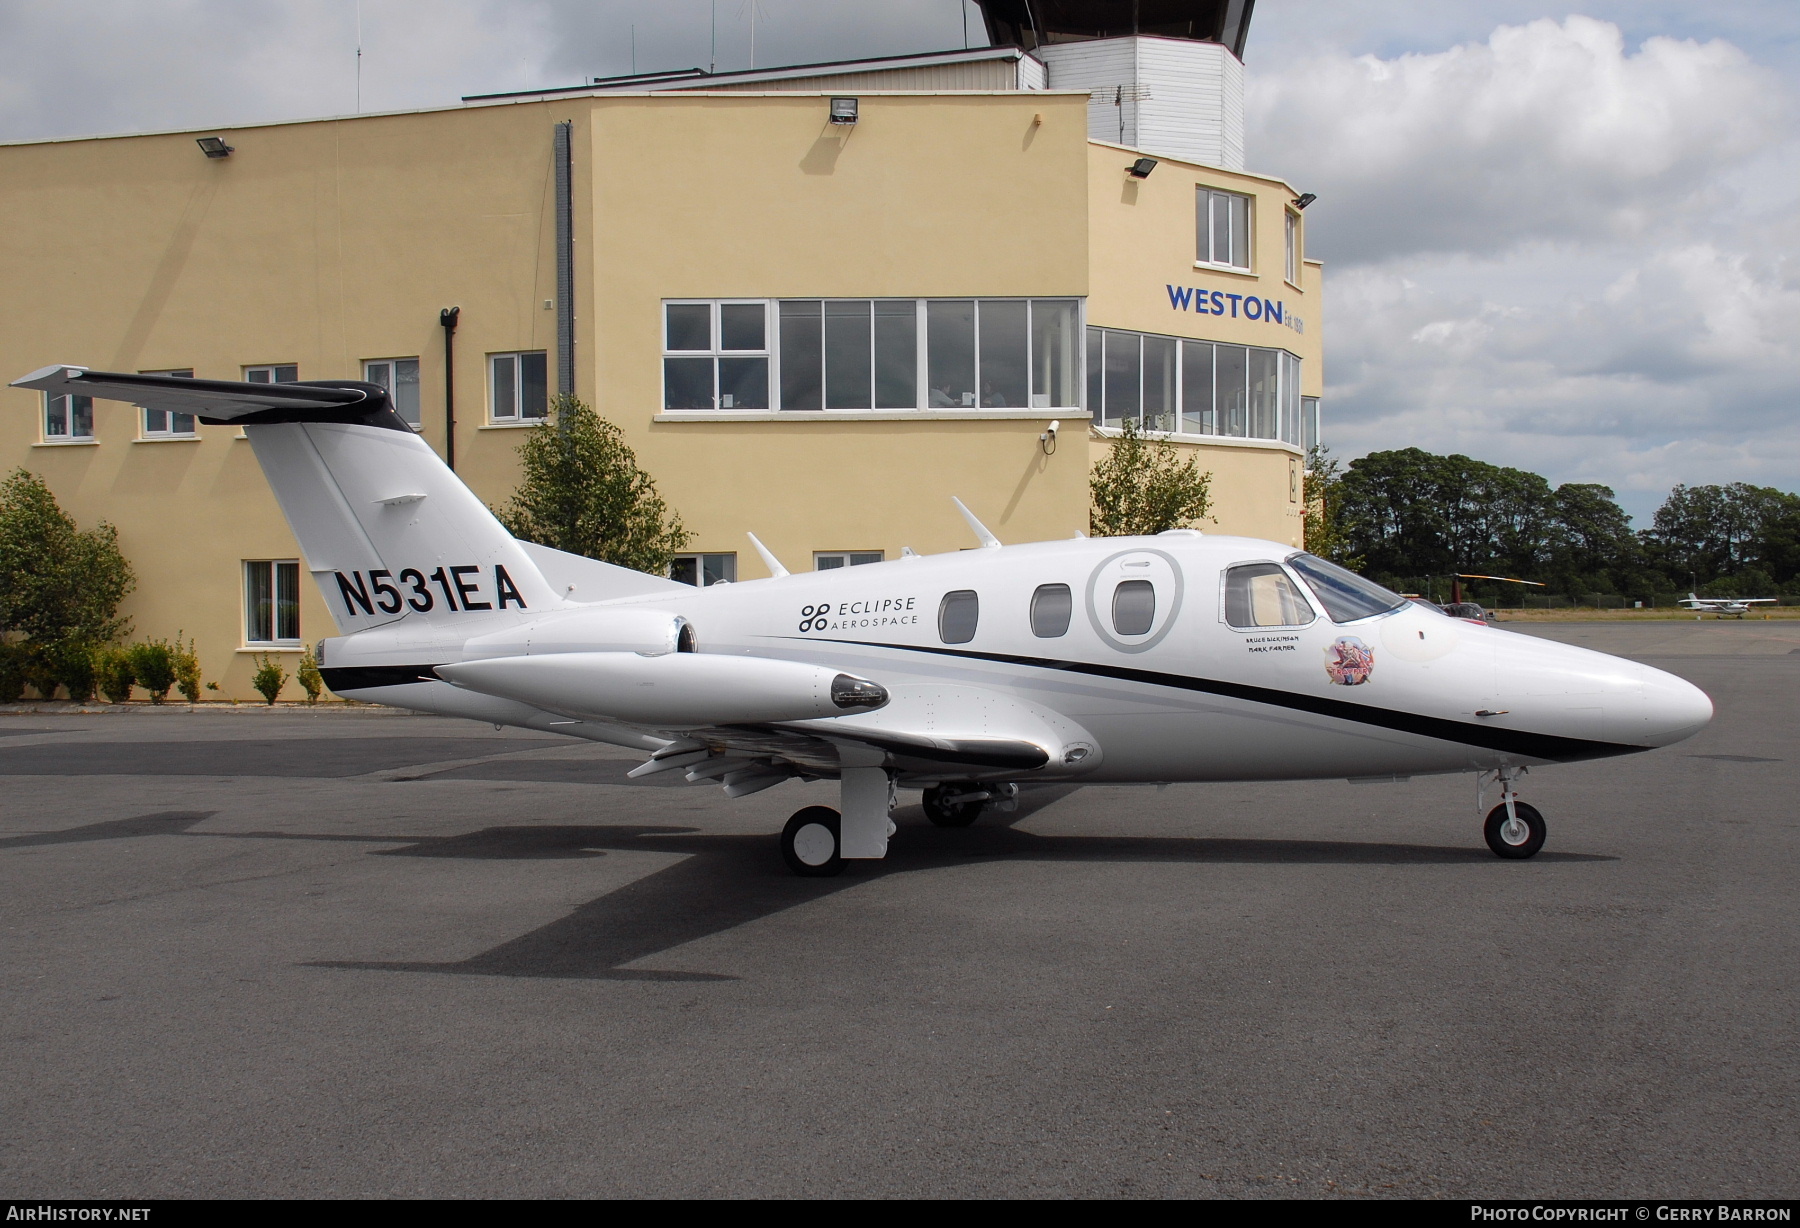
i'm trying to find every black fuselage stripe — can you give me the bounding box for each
[790,638,1642,763]
[324,645,1644,765]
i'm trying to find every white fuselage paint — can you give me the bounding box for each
[323,533,1714,786]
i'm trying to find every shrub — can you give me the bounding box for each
[172,633,202,704]
[0,642,23,703]
[252,654,287,705]
[97,647,135,704]
[296,650,323,704]
[129,641,177,704]
[21,645,57,700]
[0,469,135,647]
[51,640,98,703]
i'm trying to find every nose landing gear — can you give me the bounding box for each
[1479,766,1546,859]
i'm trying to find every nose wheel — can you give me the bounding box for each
[1479,768,1546,859]
[1484,801,1546,858]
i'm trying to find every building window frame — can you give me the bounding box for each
[1284,209,1301,287]
[814,551,884,570]
[659,297,1085,414]
[1197,188,1253,272]
[138,369,197,439]
[1087,325,1303,447]
[663,300,772,411]
[669,552,737,587]
[243,559,302,645]
[364,358,423,430]
[41,393,95,443]
[244,364,299,384]
[489,351,549,424]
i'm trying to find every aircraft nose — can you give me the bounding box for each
[1633,664,1714,748]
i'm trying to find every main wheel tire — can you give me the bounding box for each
[1484,801,1546,860]
[781,806,844,877]
[922,785,987,828]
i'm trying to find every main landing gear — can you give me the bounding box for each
[922,784,987,827]
[781,806,844,877]
[780,765,894,878]
[1479,766,1546,859]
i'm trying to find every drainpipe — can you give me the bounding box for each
[439,306,460,470]
[553,120,575,411]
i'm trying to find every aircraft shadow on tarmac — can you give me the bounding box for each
[2,793,1613,983]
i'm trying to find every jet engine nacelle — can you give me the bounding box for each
[435,651,890,728]
[461,606,692,658]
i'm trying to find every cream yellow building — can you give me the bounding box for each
[0,26,1322,700]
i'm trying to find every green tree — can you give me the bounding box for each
[0,468,135,648]
[1302,445,1362,568]
[1546,483,1639,593]
[1090,418,1213,536]
[498,394,690,574]
[1647,483,1800,589]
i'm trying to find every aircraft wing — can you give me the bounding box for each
[435,651,1100,795]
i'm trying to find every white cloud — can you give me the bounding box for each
[1249,16,1800,518]
[1250,16,1786,262]
[0,0,975,143]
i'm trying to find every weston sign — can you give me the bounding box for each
[1165,284,1305,334]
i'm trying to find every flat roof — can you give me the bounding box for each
[462,45,1043,103]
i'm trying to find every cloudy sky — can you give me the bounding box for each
[2,0,1794,521]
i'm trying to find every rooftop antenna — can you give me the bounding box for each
[951,496,1002,549]
[631,24,636,74]
[962,0,969,48]
[739,0,766,70]
[354,0,363,113]
[746,532,789,578]
[710,0,717,73]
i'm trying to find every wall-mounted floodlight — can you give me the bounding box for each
[195,136,234,159]
[1294,192,1318,210]
[1127,157,1157,179]
[829,97,858,125]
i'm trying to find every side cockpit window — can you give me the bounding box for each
[1030,583,1072,638]
[1224,563,1315,629]
[939,590,979,644]
[1286,552,1407,623]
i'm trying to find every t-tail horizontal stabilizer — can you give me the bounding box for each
[10,365,410,431]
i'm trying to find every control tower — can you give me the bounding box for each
[974,0,1254,169]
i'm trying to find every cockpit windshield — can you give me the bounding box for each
[1287,553,1407,623]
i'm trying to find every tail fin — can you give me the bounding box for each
[249,419,563,633]
[11,366,565,634]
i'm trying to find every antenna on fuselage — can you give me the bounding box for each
[951,497,1001,549]
[746,532,789,578]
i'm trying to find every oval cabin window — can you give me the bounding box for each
[938,590,979,644]
[1112,579,1156,636]
[1030,583,1072,638]
[1224,563,1315,629]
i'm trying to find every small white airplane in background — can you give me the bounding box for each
[13,366,1716,873]
[1678,593,1778,618]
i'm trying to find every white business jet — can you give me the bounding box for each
[1678,593,1777,618]
[14,367,1715,872]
